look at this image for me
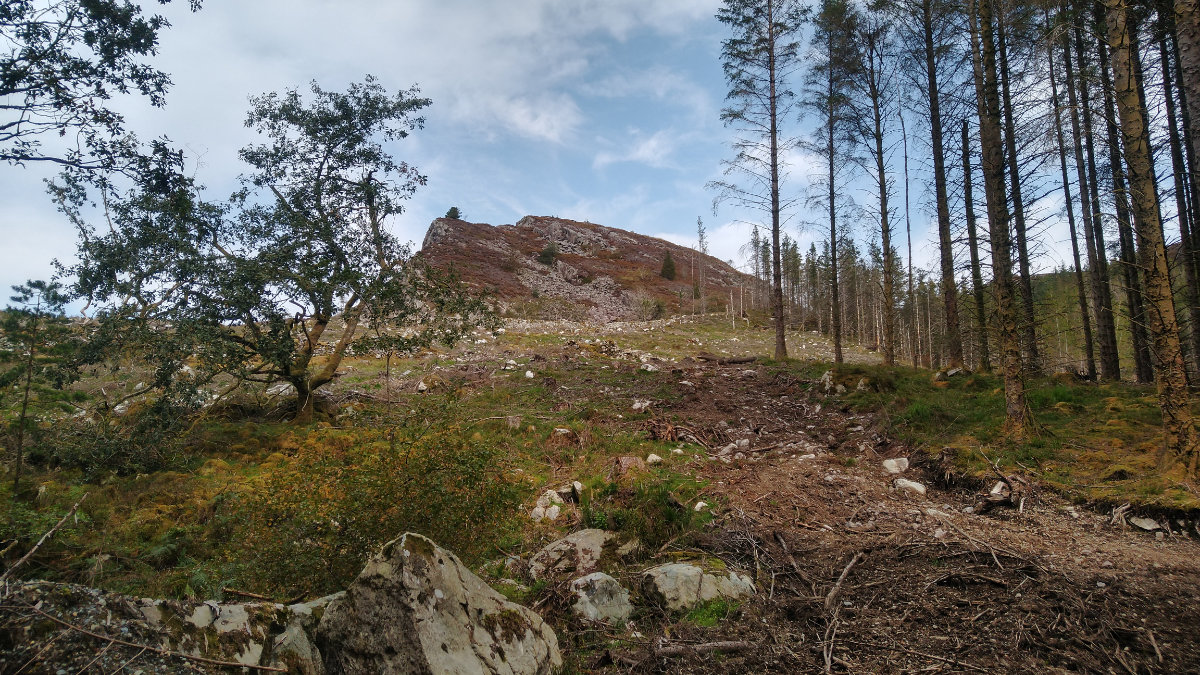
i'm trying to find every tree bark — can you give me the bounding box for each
[1105,0,1199,474]
[1159,24,1200,377]
[970,0,1031,436]
[962,120,992,373]
[996,15,1040,373]
[1093,0,1153,383]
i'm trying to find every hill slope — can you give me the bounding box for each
[420,215,752,322]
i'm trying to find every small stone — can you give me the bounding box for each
[671,448,684,455]
[506,415,521,429]
[694,501,709,512]
[554,427,573,436]
[741,370,757,378]
[1156,531,1165,541]
[797,454,816,460]
[417,380,428,392]
[1101,561,1114,569]
[525,370,535,379]
[882,458,909,475]
[640,363,659,372]
[544,505,561,521]
[1097,581,1107,588]
[632,399,652,412]
[679,381,694,387]
[646,453,663,465]
[894,478,927,497]
[933,528,946,539]
[1129,516,1160,531]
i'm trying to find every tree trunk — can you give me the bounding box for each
[1093,0,1154,383]
[828,42,843,364]
[996,15,1040,374]
[1106,0,1198,474]
[1048,26,1097,380]
[962,120,992,373]
[1159,26,1200,376]
[874,95,896,366]
[1072,12,1122,380]
[1177,0,1200,226]
[901,111,918,368]
[970,0,1031,436]
[922,0,963,368]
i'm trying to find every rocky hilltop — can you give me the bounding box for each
[420,215,750,322]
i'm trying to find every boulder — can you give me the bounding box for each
[569,573,633,624]
[529,529,615,580]
[268,593,343,674]
[882,458,909,475]
[641,563,755,612]
[316,532,561,675]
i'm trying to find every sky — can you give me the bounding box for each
[0,0,986,305]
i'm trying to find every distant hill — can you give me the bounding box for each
[419,215,752,322]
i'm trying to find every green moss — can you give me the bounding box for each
[685,599,736,627]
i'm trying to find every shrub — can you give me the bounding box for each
[225,422,523,595]
[537,243,559,265]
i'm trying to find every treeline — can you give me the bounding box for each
[714,0,1200,472]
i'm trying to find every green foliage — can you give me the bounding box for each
[0,0,202,170]
[581,474,709,553]
[538,242,559,266]
[227,422,523,595]
[661,251,676,280]
[444,206,463,219]
[1,281,83,487]
[685,599,737,627]
[61,78,492,419]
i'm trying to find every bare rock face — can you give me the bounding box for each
[315,532,561,675]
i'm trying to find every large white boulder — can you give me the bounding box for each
[316,532,561,674]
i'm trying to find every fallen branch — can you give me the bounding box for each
[697,353,759,365]
[654,641,752,657]
[774,532,816,592]
[15,602,288,672]
[1,493,88,584]
[222,587,272,601]
[824,552,863,612]
[841,638,991,673]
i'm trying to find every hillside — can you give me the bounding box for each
[420,215,752,322]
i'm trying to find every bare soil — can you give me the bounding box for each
[595,360,1200,674]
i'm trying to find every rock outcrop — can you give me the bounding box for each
[316,532,561,674]
[0,534,560,675]
[420,215,751,322]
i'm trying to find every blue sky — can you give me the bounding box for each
[0,0,980,305]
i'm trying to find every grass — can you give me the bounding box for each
[780,362,1200,511]
[4,313,1197,605]
[685,599,738,627]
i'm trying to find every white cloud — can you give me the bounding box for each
[594,130,680,169]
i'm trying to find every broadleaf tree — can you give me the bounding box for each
[0,0,202,171]
[63,77,494,422]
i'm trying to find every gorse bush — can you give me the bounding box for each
[226,422,524,596]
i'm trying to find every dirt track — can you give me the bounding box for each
[607,361,1200,674]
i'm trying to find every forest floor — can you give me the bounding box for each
[3,315,1199,673]
[583,353,1200,673]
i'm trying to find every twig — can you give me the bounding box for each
[774,532,816,592]
[222,587,271,601]
[17,603,287,672]
[654,641,752,657]
[1,493,88,584]
[824,552,863,612]
[841,638,991,673]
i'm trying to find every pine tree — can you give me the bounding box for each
[710,0,807,359]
